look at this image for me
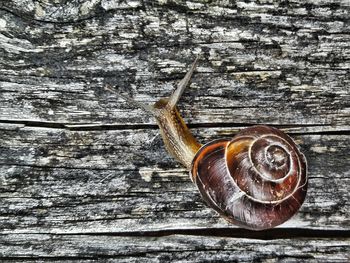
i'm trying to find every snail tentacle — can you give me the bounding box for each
[167,56,199,109]
[104,84,156,115]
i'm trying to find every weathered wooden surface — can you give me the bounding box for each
[0,0,349,261]
[0,126,349,233]
[0,235,349,262]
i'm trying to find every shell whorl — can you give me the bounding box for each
[191,125,307,230]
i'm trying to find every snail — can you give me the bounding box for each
[105,57,308,230]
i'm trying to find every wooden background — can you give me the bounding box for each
[0,0,349,261]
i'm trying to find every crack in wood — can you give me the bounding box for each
[1,119,349,135]
[6,228,345,240]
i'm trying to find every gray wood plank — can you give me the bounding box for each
[0,234,349,262]
[0,124,348,233]
[0,1,349,129]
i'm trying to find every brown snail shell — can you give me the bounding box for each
[191,125,307,230]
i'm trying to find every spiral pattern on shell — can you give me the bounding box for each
[191,125,307,230]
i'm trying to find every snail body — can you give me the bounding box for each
[107,58,308,230]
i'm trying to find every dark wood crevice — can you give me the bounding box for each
[0,119,349,135]
[9,228,346,240]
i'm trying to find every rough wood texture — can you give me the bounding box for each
[0,0,349,261]
[0,235,349,262]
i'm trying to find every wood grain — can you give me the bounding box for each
[0,0,349,261]
[0,234,349,262]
